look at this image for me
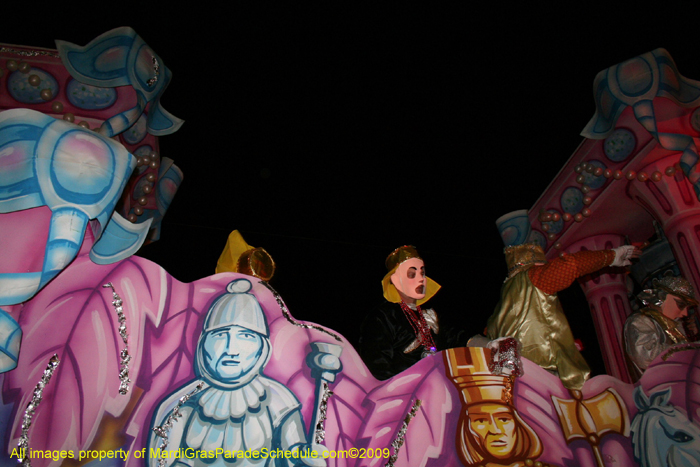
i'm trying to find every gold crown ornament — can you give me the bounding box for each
[445,346,516,405]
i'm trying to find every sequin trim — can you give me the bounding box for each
[662,343,700,361]
[103,283,132,395]
[260,281,342,342]
[385,399,421,467]
[152,382,205,467]
[0,47,60,59]
[17,354,60,467]
[146,56,160,87]
[314,381,333,444]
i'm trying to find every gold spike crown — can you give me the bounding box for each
[504,243,547,279]
[444,347,512,405]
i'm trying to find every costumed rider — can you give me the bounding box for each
[624,275,697,379]
[359,245,463,380]
[486,243,640,390]
[149,278,324,466]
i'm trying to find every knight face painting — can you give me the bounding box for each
[202,325,264,382]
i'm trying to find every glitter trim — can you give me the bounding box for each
[503,375,516,405]
[314,381,333,444]
[260,281,342,342]
[662,343,700,360]
[103,283,132,395]
[17,354,60,467]
[385,399,421,467]
[146,56,160,87]
[655,275,698,303]
[153,382,205,467]
[0,47,60,59]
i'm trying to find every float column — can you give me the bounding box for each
[568,235,633,383]
[627,155,700,294]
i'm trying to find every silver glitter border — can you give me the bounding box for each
[17,354,60,467]
[152,382,205,467]
[260,281,342,342]
[314,381,333,444]
[0,47,60,59]
[103,283,132,395]
[662,343,700,360]
[385,399,422,467]
[146,56,160,87]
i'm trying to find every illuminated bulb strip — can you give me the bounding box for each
[17,354,60,467]
[103,283,132,395]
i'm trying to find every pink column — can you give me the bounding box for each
[567,235,634,383]
[627,155,700,293]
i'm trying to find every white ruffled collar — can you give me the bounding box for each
[198,376,267,420]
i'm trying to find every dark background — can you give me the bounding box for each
[7,3,700,375]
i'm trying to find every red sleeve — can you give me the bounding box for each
[528,250,615,295]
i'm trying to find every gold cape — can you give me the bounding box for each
[486,270,590,390]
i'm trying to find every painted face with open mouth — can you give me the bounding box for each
[202,325,263,382]
[391,258,426,303]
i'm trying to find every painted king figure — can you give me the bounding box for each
[149,278,323,467]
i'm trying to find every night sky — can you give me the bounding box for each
[6,4,700,375]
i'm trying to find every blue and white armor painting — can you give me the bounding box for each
[148,279,332,467]
[56,27,183,138]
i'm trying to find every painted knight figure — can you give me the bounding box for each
[149,278,326,467]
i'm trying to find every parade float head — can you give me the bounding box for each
[382,245,440,305]
[196,278,272,389]
[503,243,547,279]
[445,346,542,467]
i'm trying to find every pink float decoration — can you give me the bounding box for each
[2,31,700,467]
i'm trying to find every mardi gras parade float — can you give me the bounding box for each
[1,28,699,467]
